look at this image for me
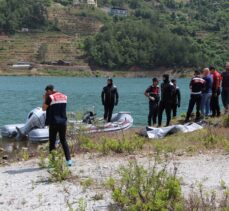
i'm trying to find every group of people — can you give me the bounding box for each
[145,63,229,127]
[41,63,229,166]
[41,79,119,167]
[185,64,229,122]
[144,74,181,127]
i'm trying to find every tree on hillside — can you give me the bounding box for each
[84,20,205,69]
[0,0,50,34]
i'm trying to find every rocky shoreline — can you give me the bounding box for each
[0,67,193,78]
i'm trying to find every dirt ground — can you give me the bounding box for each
[0,152,228,211]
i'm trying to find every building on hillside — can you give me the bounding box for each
[73,0,97,7]
[21,28,29,32]
[110,7,128,17]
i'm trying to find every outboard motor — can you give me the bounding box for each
[16,107,46,140]
[82,111,95,124]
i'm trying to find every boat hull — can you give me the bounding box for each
[1,112,133,142]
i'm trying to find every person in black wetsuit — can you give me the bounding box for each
[221,62,229,114]
[185,70,205,122]
[171,79,181,118]
[144,78,160,126]
[101,78,119,122]
[158,74,175,127]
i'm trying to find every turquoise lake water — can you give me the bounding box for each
[0,76,192,127]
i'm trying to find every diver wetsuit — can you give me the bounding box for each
[221,70,229,113]
[145,85,160,126]
[172,86,181,118]
[101,84,119,122]
[158,79,175,127]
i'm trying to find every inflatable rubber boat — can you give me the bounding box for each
[1,108,133,142]
[1,107,46,141]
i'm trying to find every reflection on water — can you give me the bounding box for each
[0,136,43,161]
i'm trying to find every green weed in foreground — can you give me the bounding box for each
[48,150,71,182]
[98,136,144,155]
[106,160,229,210]
[75,134,145,155]
[38,150,48,168]
[107,160,183,211]
[184,184,229,210]
[21,147,30,161]
[80,177,94,191]
[223,115,229,128]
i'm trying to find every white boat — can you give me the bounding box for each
[1,108,133,142]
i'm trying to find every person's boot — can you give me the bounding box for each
[185,114,190,123]
[66,160,73,167]
[211,111,216,117]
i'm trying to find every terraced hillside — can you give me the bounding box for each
[48,4,102,35]
[0,3,102,71]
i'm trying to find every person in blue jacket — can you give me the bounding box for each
[201,68,213,117]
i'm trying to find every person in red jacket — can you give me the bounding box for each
[185,70,205,122]
[209,66,222,117]
[144,78,160,126]
[42,84,72,167]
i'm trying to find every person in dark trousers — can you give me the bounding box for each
[221,62,229,114]
[210,66,222,117]
[42,84,72,166]
[101,78,119,122]
[201,68,213,117]
[185,71,205,122]
[158,74,175,127]
[171,79,181,118]
[144,78,160,126]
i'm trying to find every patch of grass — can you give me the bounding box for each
[20,147,30,161]
[77,197,87,211]
[72,6,111,23]
[92,193,103,201]
[48,150,71,182]
[149,127,229,155]
[107,160,183,210]
[185,184,229,210]
[223,115,229,128]
[80,177,94,191]
[38,150,48,168]
[98,135,145,155]
[67,129,146,155]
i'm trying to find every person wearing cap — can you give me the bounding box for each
[185,70,205,122]
[171,79,181,118]
[144,78,160,126]
[221,62,229,114]
[201,68,213,117]
[101,78,119,122]
[209,66,221,117]
[42,84,72,167]
[158,74,175,127]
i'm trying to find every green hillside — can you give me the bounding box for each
[86,0,229,70]
[0,0,229,73]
